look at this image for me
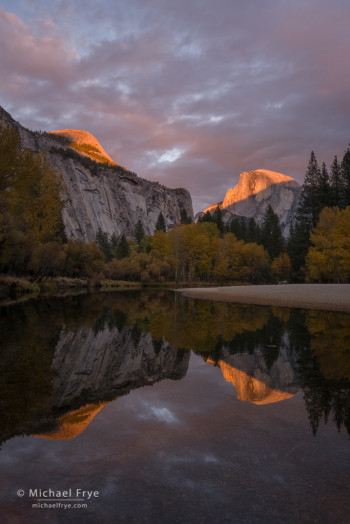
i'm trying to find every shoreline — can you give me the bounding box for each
[176,284,350,312]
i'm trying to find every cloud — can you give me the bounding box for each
[1,0,350,212]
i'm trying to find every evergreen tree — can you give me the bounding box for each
[115,235,130,259]
[155,212,166,232]
[261,205,284,259]
[341,144,350,207]
[180,209,192,224]
[199,211,215,223]
[229,217,241,238]
[330,156,342,208]
[319,162,331,208]
[287,220,310,277]
[213,206,225,236]
[298,151,322,228]
[239,217,247,241]
[288,151,322,276]
[134,219,145,250]
[247,217,260,244]
[110,233,119,252]
[95,228,113,261]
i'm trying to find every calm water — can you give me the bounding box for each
[0,290,349,524]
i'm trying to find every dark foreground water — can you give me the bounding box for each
[0,290,349,523]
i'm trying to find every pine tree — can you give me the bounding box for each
[341,144,350,207]
[247,217,260,244]
[287,151,322,276]
[319,162,331,208]
[298,151,322,228]
[110,233,119,252]
[229,217,241,238]
[330,155,342,207]
[155,212,166,232]
[213,206,225,236]
[180,209,192,224]
[95,228,113,261]
[261,205,284,259]
[199,211,214,223]
[134,219,144,250]
[287,219,311,277]
[116,235,130,259]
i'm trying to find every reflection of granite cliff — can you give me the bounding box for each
[35,402,106,440]
[206,344,299,404]
[50,327,189,408]
[34,325,190,439]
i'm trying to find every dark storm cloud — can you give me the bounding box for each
[1,0,349,211]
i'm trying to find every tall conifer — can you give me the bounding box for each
[261,205,284,259]
[155,212,166,232]
[341,144,350,207]
[330,155,342,207]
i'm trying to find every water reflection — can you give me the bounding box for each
[0,290,349,445]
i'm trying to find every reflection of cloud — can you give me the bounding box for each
[139,405,179,424]
[151,407,178,423]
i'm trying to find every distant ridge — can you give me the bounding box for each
[50,129,116,165]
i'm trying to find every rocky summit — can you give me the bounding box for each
[0,107,193,241]
[49,128,116,165]
[199,169,301,235]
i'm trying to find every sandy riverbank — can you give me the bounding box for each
[177,284,350,312]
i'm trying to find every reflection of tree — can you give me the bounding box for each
[1,290,350,444]
[306,311,350,380]
[298,350,350,436]
[287,309,350,437]
[223,313,285,371]
[0,292,188,446]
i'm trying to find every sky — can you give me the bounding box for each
[0,0,350,213]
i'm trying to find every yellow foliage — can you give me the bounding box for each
[0,125,65,243]
[271,253,292,281]
[306,207,350,282]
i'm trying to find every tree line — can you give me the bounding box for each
[287,146,350,279]
[1,122,349,283]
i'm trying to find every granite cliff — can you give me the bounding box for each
[0,107,193,241]
[198,169,301,236]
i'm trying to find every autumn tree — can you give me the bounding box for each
[271,253,292,282]
[0,124,65,246]
[306,206,350,282]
